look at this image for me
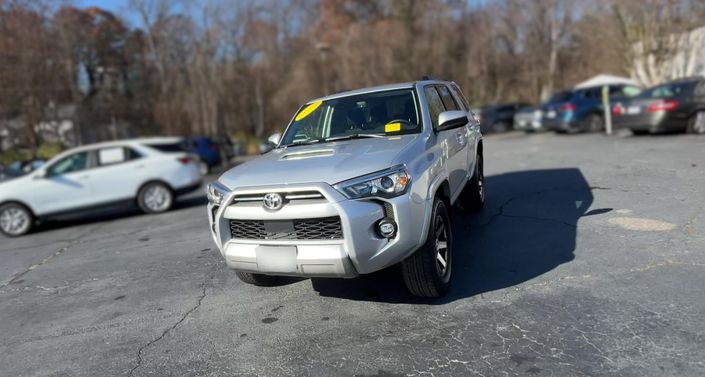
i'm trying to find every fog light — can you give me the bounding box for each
[376,218,397,238]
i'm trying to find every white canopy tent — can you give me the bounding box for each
[574,74,638,89]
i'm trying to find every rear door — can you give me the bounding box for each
[89,146,148,203]
[33,151,94,214]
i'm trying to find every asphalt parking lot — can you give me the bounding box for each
[1,132,704,377]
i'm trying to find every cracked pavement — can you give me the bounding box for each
[1,132,704,376]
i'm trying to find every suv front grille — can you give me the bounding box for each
[230,217,343,240]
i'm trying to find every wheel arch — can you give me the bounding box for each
[135,179,174,200]
[0,200,37,219]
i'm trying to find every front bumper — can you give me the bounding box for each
[208,182,429,278]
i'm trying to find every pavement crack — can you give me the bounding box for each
[127,265,216,377]
[0,225,102,289]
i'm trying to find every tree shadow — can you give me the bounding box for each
[311,168,606,304]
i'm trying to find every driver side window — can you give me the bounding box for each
[47,152,89,177]
[424,86,445,129]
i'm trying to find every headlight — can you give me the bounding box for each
[334,165,411,199]
[206,181,229,205]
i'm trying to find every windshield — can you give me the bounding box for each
[280,89,420,146]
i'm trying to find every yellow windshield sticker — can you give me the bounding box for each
[385,122,401,133]
[295,100,322,122]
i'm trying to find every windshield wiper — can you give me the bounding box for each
[323,133,386,142]
[281,138,326,148]
[281,133,385,148]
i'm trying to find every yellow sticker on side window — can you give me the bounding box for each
[385,122,401,133]
[294,100,323,122]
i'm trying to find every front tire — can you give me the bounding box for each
[0,203,33,237]
[235,271,279,286]
[137,182,174,214]
[687,111,705,134]
[401,198,453,298]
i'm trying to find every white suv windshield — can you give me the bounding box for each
[281,89,420,146]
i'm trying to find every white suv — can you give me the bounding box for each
[0,137,203,237]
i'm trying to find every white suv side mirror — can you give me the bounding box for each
[267,133,281,146]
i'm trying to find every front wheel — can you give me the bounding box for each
[687,111,705,134]
[401,198,453,298]
[0,203,33,237]
[137,182,174,214]
[235,271,280,286]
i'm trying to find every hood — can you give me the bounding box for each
[0,174,31,198]
[219,135,419,189]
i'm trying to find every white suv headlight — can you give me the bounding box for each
[334,165,411,200]
[206,181,229,205]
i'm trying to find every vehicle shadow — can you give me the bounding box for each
[32,194,208,234]
[311,168,603,304]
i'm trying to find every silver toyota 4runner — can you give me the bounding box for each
[206,80,484,297]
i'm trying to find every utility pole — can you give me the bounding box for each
[316,42,331,95]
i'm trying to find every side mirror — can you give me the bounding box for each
[436,110,469,132]
[267,133,282,146]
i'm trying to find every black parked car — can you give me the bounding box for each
[611,77,705,135]
[476,103,530,133]
[542,85,641,133]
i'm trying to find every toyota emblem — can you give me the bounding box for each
[263,193,283,210]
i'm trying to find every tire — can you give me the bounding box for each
[401,198,453,298]
[583,114,604,133]
[631,129,650,136]
[235,271,280,286]
[137,182,174,214]
[0,203,34,237]
[460,152,485,212]
[686,111,705,135]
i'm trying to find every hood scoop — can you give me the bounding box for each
[280,149,335,160]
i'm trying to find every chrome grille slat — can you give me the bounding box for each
[231,190,324,205]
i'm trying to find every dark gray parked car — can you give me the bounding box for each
[542,85,641,133]
[611,77,705,135]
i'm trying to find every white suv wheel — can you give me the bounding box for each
[138,183,174,214]
[0,204,32,237]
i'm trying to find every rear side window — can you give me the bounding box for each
[450,83,471,110]
[437,85,460,111]
[424,86,446,128]
[97,147,142,166]
[98,147,127,166]
[146,142,189,153]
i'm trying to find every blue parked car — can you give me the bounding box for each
[189,137,222,174]
[542,85,641,133]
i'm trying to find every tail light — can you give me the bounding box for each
[560,103,576,111]
[612,104,624,115]
[177,156,192,164]
[647,100,679,112]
